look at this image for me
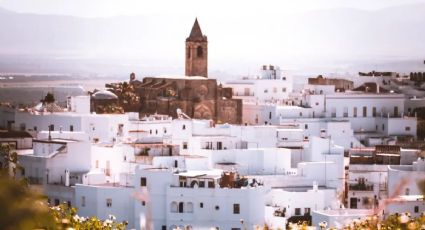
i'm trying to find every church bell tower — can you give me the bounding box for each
[185,18,208,78]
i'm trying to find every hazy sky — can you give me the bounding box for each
[0,0,424,75]
[0,0,423,18]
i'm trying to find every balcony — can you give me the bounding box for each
[349,183,374,191]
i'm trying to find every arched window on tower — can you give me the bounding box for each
[197,46,203,58]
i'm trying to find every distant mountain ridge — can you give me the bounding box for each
[0,5,424,76]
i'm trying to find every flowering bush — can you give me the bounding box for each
[288,213,425,230]
[50,203,128,230]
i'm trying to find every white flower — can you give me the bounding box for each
[319,221,328,228]
[72,215,80,222]
[399,213,409,223]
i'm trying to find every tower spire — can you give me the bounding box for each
[185,18,208,77]
[187,18,207,42]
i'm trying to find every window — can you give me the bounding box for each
[233,203,240,214]
[81,196,86,207]
[182,125,186,130]
[269,112,272,119]
[353,107,357,117]
[142,201,146,206]
[50,124,55,131]
[162,226,167,230]
[183,142,188,150]
[106,198,112,207]
[372,107,377,117]
[264,89,268,93]
[215,205,220,211]
[200,202,204,208]
[21,168,25,176]
[304,208,311,215]
[70,125,74,132]
[415,206,419,213]
[186,202,194,213]
[304,124,308,130]
[295,208,301,216]
[394,106,399,117]
[199,181,205,188]
[155,129,158,134]
[382,124,385,131]
[315,102,319,106]
[34,126,37,131]
[164,128,167,134]
[208,181,215,188]
[343,107,348,117]
[170,202,178,213]
[363,106,367,117]
[405,126,411,131]
[140,177,147,187]
[67,201,71,208]
[174,160,178,168]
[178,202,184,213]
[197,46,203,57]
[149,130,152,134]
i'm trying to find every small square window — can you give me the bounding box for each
[200,202,204,208]
[405,126,411,131]
[215,205,220,210]
[140,177,147,187]
[233,203,240,214]
[183,142,188,150]
[295,208,301,215]
[199,181,205,188]
[208,181,215,188]
[81,196,86,207]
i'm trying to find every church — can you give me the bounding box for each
[131,19,242,124]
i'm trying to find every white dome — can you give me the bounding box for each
[92,90,118,100]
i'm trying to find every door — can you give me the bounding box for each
[350,198,358,209]
[217,142,222,150]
